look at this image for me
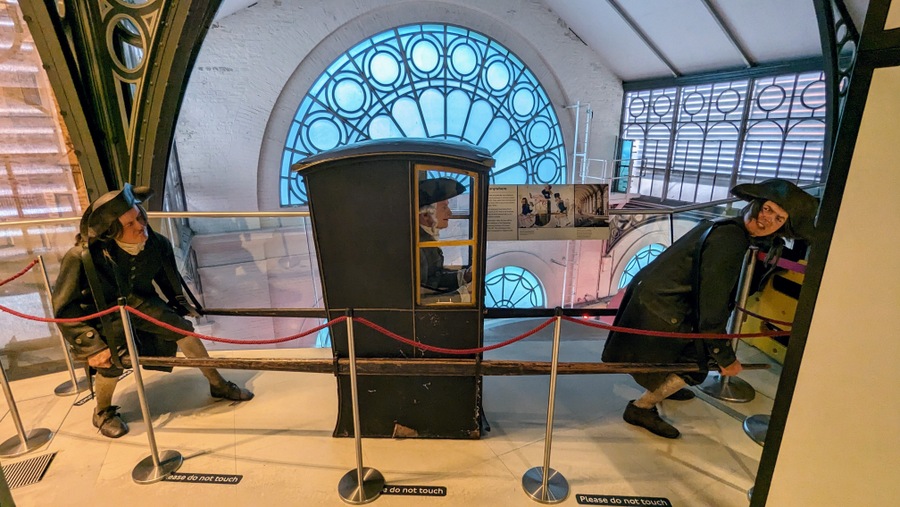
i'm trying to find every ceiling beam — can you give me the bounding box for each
[606,0,680,78]
[700,0,754,68]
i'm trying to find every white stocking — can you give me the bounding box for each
[633,374,687,409]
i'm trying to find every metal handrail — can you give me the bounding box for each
[0,210,311,228]
[609,183,825,216]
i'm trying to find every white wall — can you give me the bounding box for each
[767,66,900,505]
[175,0,622,211]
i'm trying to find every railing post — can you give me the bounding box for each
[37,255,89,396]
[699,246,758,402]
[743,413,770,445]
[337,309,384,504]
[522,308,569,504]
[0,356,52,458]
[119,299,183,483]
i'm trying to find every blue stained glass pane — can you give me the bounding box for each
[529,121,551,148]
[486,61,510,90]
[485,266,545,308]
[370,52,400,84]
[492,164,528,184]
[334,79,365,112]
[451,44,477,75]
[446,90,470,138]
[536,156,559,182]
[392,98,426,137]
[618,244,666,289]
[369,115,399,139]
[307,119,341,151]
[420,89,445,137]
[411,40,440,72]
[513,89,535,116]
[280,23,567,206]
[463,100,493,142]
[493,140,522,170]
[480,119,511,151]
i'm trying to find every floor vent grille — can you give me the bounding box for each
[2,452,56,489]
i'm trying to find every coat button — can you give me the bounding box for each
[87,331,94,338]
[75,338,82,344]
[712,347,720,353]
[670,318,678,324]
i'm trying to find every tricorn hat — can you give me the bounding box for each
[731,178,817,240]
[419,177,465,207]
[79,183,154,242]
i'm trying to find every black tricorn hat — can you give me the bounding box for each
[731,178,817,240]
[419,177,465,207]
[79,183,154,242]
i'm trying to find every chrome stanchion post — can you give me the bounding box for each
[522,309,569,504]
[118,299,183,484]
[37,255,88,396]
[0,356,53,457]
[700,246,758,402]
[338,309,384,504]
[743,413,769,446]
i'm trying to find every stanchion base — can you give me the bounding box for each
[132,450,183,484]
[743,414,770,446]
[54,377,90,397]
[698,374,756,402]
[522,466,569,504]
[338,467,384,504]
[0,428,53,458]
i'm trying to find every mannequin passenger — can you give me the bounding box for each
[418,177,472,302]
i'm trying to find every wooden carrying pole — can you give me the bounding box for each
[136,356,769,376]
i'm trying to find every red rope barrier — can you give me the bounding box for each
[561,315,790,339]
[0,258,38,287]
[735,306,793,328]
[126,306,346,345]
[355,316,556,355]
[0,257,791,356]
[0,300,342,346]
[0,303,118,323]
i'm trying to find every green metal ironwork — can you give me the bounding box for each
[19,0,221,205]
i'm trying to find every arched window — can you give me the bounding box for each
[618,244,666,289]
[485,266,545,308]
[280,23,567,205]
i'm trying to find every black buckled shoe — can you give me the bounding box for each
[93,406,129,438]
[667,388,696,401]
[210,381,254,401]
[623,400,680,439]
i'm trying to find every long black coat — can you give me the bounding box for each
[52,231,189,365]
[601,217,753,390]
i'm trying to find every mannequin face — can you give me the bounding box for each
[745,200,788,237]
[117,205,148,244]
[432,200,452,229]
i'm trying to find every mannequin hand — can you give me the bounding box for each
[719,359,743,376]
[87,348,113,369]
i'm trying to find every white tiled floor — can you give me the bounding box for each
[0,319,777,506]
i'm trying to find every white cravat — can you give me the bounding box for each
[115,238,146,256]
